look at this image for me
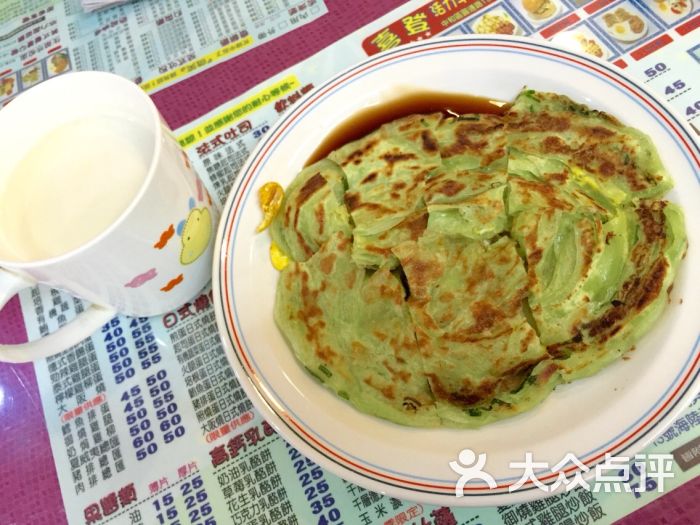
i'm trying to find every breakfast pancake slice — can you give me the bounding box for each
[507,147,621,213]
[327,113,442,268]
[393,234,560,427]
[350,266,439,426]
[351,209,428,269]
[425,182,507,239]
[424,114,508,239]
[546,201,686,381]
[509,173,686,379]
[270,158,352,262]
[274,232,439,427]
[505,89,672,202]
[328,113,443,237]
[508,176,614,345]
[433,113,507,173]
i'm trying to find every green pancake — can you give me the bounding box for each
[425,181,507,240]
[270,158,352,262]
[274,232,439,426]
[328,113,443,268]
[393,234,559,427]
[505,89,672,203]
[424,114,508,240]
[433,113,507,173]
[505,90,686,382]
[271,88,687,428]
[508,176,613,346]
[544,201,686,381]
[328,113,442,235]
[350,209,428,269]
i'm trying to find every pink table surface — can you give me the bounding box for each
[0,1,697,524]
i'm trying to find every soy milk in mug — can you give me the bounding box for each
[0,115,150,262]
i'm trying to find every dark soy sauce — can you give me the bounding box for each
[305,91,508,167]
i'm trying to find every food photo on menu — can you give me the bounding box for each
[0,1,699,525]
[521,0,562,22]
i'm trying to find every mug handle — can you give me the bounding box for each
[0,268,116,363]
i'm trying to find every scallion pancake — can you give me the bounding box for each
[425,114,508,239]
[425,183,507,239]
[545,201,686,381]
[350,210,428,269]
[328,113,442,267]
[271,89,687,428]
[270,158,351,262]
[393,234,559,427]
[328,113,442,236]
[508,176,613,346]
[505,89,672,202]
[274,232,439,426]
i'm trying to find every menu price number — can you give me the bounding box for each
[182,475,215,525]
[644,62,668,78]
[619,463,658,498]
[131,318,161,370]
[286,444,342,525]
[153,492,177,524]
[664,80,686,96]
[148,369,186,443]
[685,101,700,120]
[252,125,270,140]
[152,476,215,525]
[103,318,135,384]
[121,385,158,461]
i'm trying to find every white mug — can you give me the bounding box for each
[0,71,219,362]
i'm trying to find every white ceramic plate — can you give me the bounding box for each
[212,36,700,506]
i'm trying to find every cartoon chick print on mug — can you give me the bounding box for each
[178,197,212,264]
[125,176,213,293]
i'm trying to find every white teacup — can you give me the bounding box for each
[0,71,219,362]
